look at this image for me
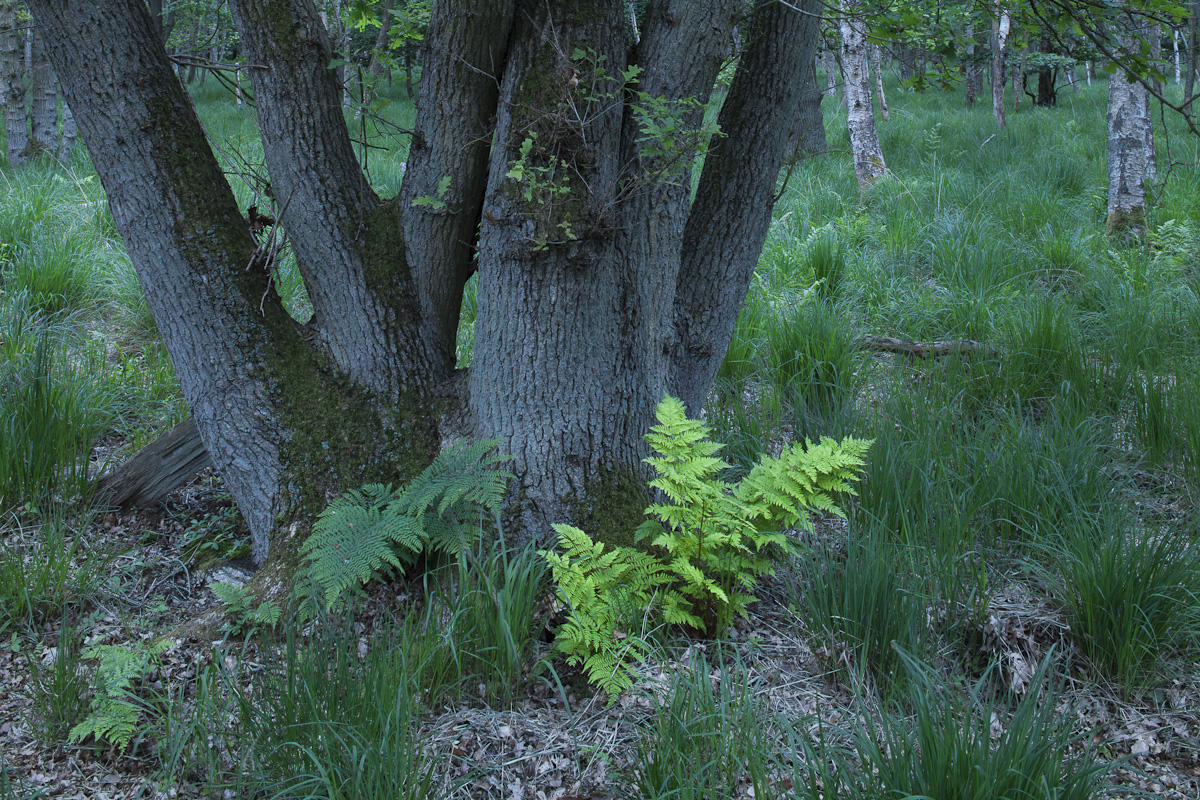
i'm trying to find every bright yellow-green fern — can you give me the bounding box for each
[541,395,871,696]
[539,523,667,698]
[298,439,513,614]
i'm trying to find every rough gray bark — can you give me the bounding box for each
[366,0,393,80]
[28,27,55,155]
[869,43,888,120]
[791,54,827,157]
[992,5,1010,127]
[1,2,27,167]
[671,0,820,413]
[29,0,442,567]
[840,2,886,191]
[471,0,741,533]
[1106,19,1152,237]
[823,47,838,96]
[56,95,74,160]
[400,0,517,368]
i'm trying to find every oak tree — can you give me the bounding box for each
[28,0,821,587]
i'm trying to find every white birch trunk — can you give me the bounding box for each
[1107,21,1152,237]
[992,6,1010,127]
[1175,28,1182,83]
[840,2,885,191]
[870,43,888,120]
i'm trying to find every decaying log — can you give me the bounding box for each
[860,335,996,359]
[96,417,210,507]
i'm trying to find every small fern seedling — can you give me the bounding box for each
[70,640,169,752]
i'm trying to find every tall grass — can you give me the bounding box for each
[1044,518,1200,690]
[629,657,775,799]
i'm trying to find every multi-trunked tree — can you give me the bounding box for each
[27,0,821,591]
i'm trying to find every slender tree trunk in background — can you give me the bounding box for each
[1187,1,1198,109]
[1087,59,1094,85]
[1068,63,1078,92]
[840,1,886,191]
[1146,25,1161,184]
[791,54,827,157]
[1174,28,1182,83]
[966,20,977,105]
[1013,44,1024,111]
[823,47,837,97]
[992,5,1010,127]
[29,28,57,155]
[1,2,28,167]
[367,0,393,80]
[870,43,888,120]
[56,96,75,161]
[1107,20,1152,237]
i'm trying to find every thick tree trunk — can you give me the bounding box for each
[400,0,517,369]
[870,43,888,120]
[1106,20,1152,237]
[992,5,1010,127]
[36,0,823,562]
[28,28,56,155]
[1,3,27,167]
[471,0,741,536]
[840,2,886,191]
[671,0,820,413]
[29,0,443,568]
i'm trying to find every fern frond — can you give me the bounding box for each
[299,440,513,615]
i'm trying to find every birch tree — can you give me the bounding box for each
[840,0,886,190]
[1106,19,1153,236]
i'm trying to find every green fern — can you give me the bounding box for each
[298,439,513,614]
[69,641,168,752]
[539,524,667,698]
[541,395,872,698]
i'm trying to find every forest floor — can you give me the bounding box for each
[2,461,1198,800]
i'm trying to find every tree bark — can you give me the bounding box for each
[1,2,27,167]
[823,47,837,96]
[840,1,886,191]
[367,0,393,80]
[790,53,827,157]
[56,95,75,160]
[992,5,1010,127]
[28,27,56,155]
[869,43,888,120]
[1106,18,1152,237]
[671,0,820,413]
[97,418,212,507]
[965,20,978,106]
[29,0,443,567]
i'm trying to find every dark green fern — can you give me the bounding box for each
[298,439,513,614]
